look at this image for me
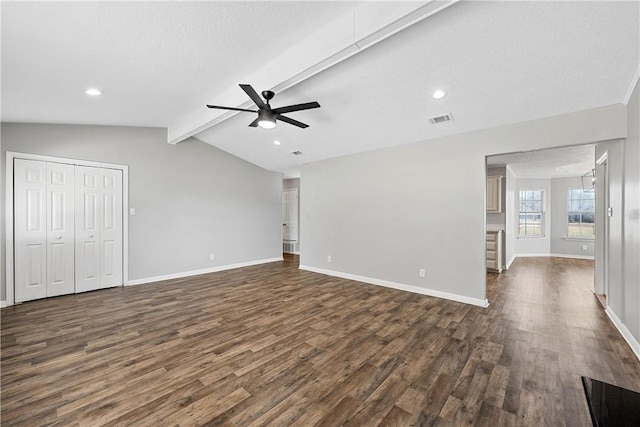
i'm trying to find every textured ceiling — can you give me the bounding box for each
[1,1,357,127]
[487,145,596,178]
[2,1,638,176]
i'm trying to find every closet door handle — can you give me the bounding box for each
[55,236,62,240]
[89,234,94,238]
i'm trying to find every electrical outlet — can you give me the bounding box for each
[582,244,588,251]
[327,255,332,263]
[209,253,215,261]
[419,268,426,278]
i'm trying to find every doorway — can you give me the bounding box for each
[485,144,598,303]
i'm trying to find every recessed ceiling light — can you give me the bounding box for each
[273,140,281,145]
[432,90,446,99]
[85,88,102,96]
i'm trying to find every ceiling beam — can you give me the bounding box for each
[167,0,459,144]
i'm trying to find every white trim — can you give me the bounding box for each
[5,151,129,307]
[562,237,594,242]
[506,255,516,270]
[596,151,608,166]
[605,307,640,363]
[0,301,7,308]
[126,257,283,286]
[514,253,594,260]
[549,253,594,260]
[298,265,489,308]
[283,251,301,255]
[5,155,15,306]
[623,65,639,105]
[514,253,551,257]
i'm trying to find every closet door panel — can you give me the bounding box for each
[14,159,47,302]
[46,162,75,297]
[75,166,103,292]
[100,169,123,287]
[75,166,123,292]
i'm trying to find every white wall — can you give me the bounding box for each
[590,76,640,358]
[550,176,595,258]
[300,104,626,306]
[1,123,283,302]
[595,140,625,312]
[514,178,551,256]
[622,77,640,346]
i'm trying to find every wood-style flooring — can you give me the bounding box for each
[2,255,639,426]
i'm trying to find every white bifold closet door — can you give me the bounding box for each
[14,159,123,302]
[75,166,123,293]
[14,160,75,302]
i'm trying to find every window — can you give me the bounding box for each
[568,188,595,238]
[519,190,544,236]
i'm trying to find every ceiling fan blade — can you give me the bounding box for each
[239,84,266,109]
[273,101,320,115]
[248,118,260,127]
[206,105,257,113]
[277,114,309,128]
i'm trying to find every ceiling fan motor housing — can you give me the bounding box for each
[262,90,275,103]
[258,109,276,121]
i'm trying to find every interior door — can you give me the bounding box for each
[14,159,47,302]
[75,166,123,292]
[282,189,299,241]
[46,162,75,297]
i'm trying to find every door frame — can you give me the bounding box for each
[595,151,609,301]
[5,151,129,306]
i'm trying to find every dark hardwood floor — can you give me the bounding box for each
[2,255,639,426]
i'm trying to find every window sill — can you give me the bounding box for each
[563,236,594,241]
[517,235,546,239]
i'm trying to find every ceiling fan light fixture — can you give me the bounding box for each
[258,118,276,129]
[257,110,277,129]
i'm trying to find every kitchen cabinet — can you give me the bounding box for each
[487,230,503,273]
[487,175,503,213]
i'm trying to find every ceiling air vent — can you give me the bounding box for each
[292,151,303,155]
[430,113,454,125]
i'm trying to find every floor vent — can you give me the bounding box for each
[430,113,454,124]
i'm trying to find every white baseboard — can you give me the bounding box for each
[550,253,594,260]
[506,255,516,270]
[298,265,489,308]
[605,306,640,363]
[514,253,552,258]
[126,257,283,286]
[284,251,300,255]
[514,253,594,260]
[0,300,7,308]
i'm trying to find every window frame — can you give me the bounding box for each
[518,189,545,238]
[567,187,595,240]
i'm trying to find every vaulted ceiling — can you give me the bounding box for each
[2,1,638,176]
